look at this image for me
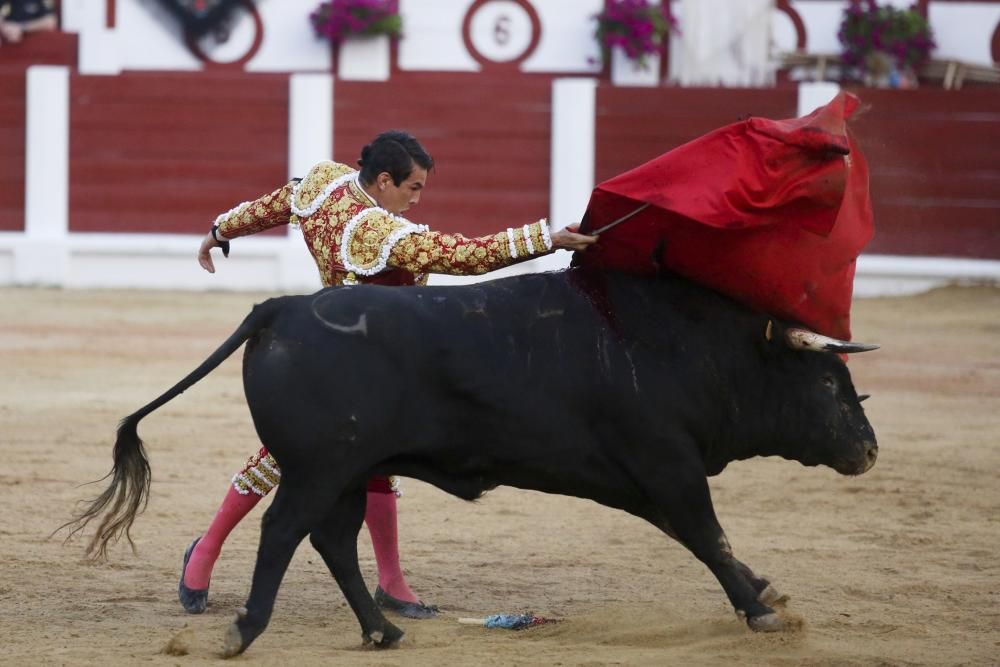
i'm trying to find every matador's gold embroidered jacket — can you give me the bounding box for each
[215,160,554,288]
[217,160,554,497]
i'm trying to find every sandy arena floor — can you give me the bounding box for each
[1,283,998,665]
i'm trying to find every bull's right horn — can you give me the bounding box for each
[785,328,880,354]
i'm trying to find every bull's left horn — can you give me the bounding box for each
[785,328,880,354]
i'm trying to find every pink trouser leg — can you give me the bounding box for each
[184,446,278,590]
[365,489,419,603]
[184,485,263,589]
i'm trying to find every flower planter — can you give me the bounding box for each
[337,34,390,81]
[610,46,660,87]
[839,1,934,89]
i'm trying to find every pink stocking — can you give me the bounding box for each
[184,485,262,589]
[365,489,419,603]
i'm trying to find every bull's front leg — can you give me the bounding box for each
[642,459,786,631]
[732,558,789,608]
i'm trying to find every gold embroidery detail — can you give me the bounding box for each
[293,161,354,214]
[342,212,414,275]
[232,451,281,496]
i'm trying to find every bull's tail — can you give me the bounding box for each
[59,296,289,560]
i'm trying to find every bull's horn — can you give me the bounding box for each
[785,328,880,353]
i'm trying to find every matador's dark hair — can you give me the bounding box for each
[357,130,434,187]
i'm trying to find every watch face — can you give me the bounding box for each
[154,0,245,36]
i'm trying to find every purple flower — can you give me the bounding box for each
[838,0,935,80]
[593,0,675,69]
[310,0,402,46]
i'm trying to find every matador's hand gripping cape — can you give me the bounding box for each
[576,92,872,340]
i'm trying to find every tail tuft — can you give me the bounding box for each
[56,413,152,560]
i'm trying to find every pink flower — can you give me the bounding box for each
[310,0,402,46]
[593,0,674,69]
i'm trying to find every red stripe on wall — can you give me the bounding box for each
[0,70,26,232]
[68,71,289,234]
[0,32,77,69]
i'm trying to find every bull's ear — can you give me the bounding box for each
[763,319,786,346]
[758,318,785,357]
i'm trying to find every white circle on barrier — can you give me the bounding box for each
[192,3,259,65]
[468,1,535,63]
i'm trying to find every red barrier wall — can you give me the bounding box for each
[595,87,799,183]
[0,32,77,232]
[0,31,76,69]
[848,87,1000,259]
[596,86,1000,260]
[334,73,553,237]
[1,61,995,260]
[0,69,26,232]
[68,71,288,234]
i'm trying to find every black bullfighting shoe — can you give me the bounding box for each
[178,537,209,614]
[374,586,439,619]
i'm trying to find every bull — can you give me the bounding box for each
[67,268,878,656]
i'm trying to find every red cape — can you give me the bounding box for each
[577,92,872,340]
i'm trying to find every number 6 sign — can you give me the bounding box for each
[462,0,541,68]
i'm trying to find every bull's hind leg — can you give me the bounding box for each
[222,481,331,657]
[309,488,404,647]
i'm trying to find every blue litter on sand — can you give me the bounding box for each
[483,613,555,630]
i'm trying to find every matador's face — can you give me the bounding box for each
[376,166,428,215]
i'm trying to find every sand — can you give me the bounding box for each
[1,284,998,666]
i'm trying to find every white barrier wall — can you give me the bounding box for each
[61,0,1000,76]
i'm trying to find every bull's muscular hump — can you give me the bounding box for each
[70,268,877,656]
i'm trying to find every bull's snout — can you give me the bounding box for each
[832,439,878,476]
[848,439,878,475]
[862,439,878,472]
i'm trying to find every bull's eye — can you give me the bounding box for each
[821,375,835,388]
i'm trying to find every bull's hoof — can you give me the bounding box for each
[747,612,786,633]
[757,584,789,607]
[221,608,256,658]
[363,623,404,649]
[222,622,246,658]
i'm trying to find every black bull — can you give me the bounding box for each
[68,268,878,656]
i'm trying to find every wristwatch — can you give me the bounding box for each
[211,224,231,257]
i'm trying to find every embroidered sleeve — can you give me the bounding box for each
[387,219,554,275]
[215,181,297,239]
